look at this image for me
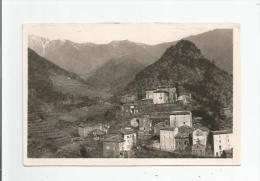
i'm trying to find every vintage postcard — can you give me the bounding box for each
[23,23,240,165]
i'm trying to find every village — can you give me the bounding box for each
[73,85,233,158]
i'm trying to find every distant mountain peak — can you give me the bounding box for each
[175,39,201,53]
[108,40,148,48]
[163,39,203,61]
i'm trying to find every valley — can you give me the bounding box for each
[27,30,233,158]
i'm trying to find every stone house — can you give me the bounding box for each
[153,118,169,136]
[120,94,137,104]
[159,86,177,103]
[154,122,166,136]
[145,89,156,100]
[78,123,109,138]
[146,86,177,103]
[192,142,206,157]
[152,90,169,104]
[177,94,191,105]
[170,111,192,128]
[90,129,106,141]
[78,124,95,138]
[192,126,209,146]
[175,125,193,151]
[160,127,178,151]
[121,102,140,116]
[212,130,233,157]
[138,115,153,133]
[120,127,137,152]
[103,134,125,158]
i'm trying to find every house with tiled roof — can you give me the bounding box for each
[175,125,193,151]
[192,126,209,146]
[120,127,137,153]
[120,94,137,104]
[153,90,169,104]
[170,111,192,128]
[78,122,109,138]
[160,127,178,151]
[103,134,125,158]
[192,141,206,157]
[212,129,233,157]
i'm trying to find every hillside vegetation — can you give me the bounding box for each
[86,57,146,94]
[123,40,233,130]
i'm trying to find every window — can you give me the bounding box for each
[183,122,186,125]
[219,145,222,150]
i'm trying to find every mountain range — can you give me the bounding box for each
[28,29,233,101]
[28,35,233,130]
[29,29,233,80]
[123,40,233,130]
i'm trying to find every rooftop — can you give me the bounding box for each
[91,129,106,135]
[103,134,124,143]
[153,90,169,94]
[212,129,232,135]
[120,127,136,135]
[170,111,191,115]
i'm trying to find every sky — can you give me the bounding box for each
[25,23,221,45]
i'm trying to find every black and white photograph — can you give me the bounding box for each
[23,23,240,165]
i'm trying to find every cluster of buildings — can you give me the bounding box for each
[103,127,137,158]
[77,121,138,158]
[121,86,191,107]
[76,85,233,158]
[78,122,110,141]
[119,86,233,158]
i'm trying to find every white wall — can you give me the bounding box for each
[193,130,208,145]
[213,133,233,157]
[170,113,192,127]
[153,92,168,104]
